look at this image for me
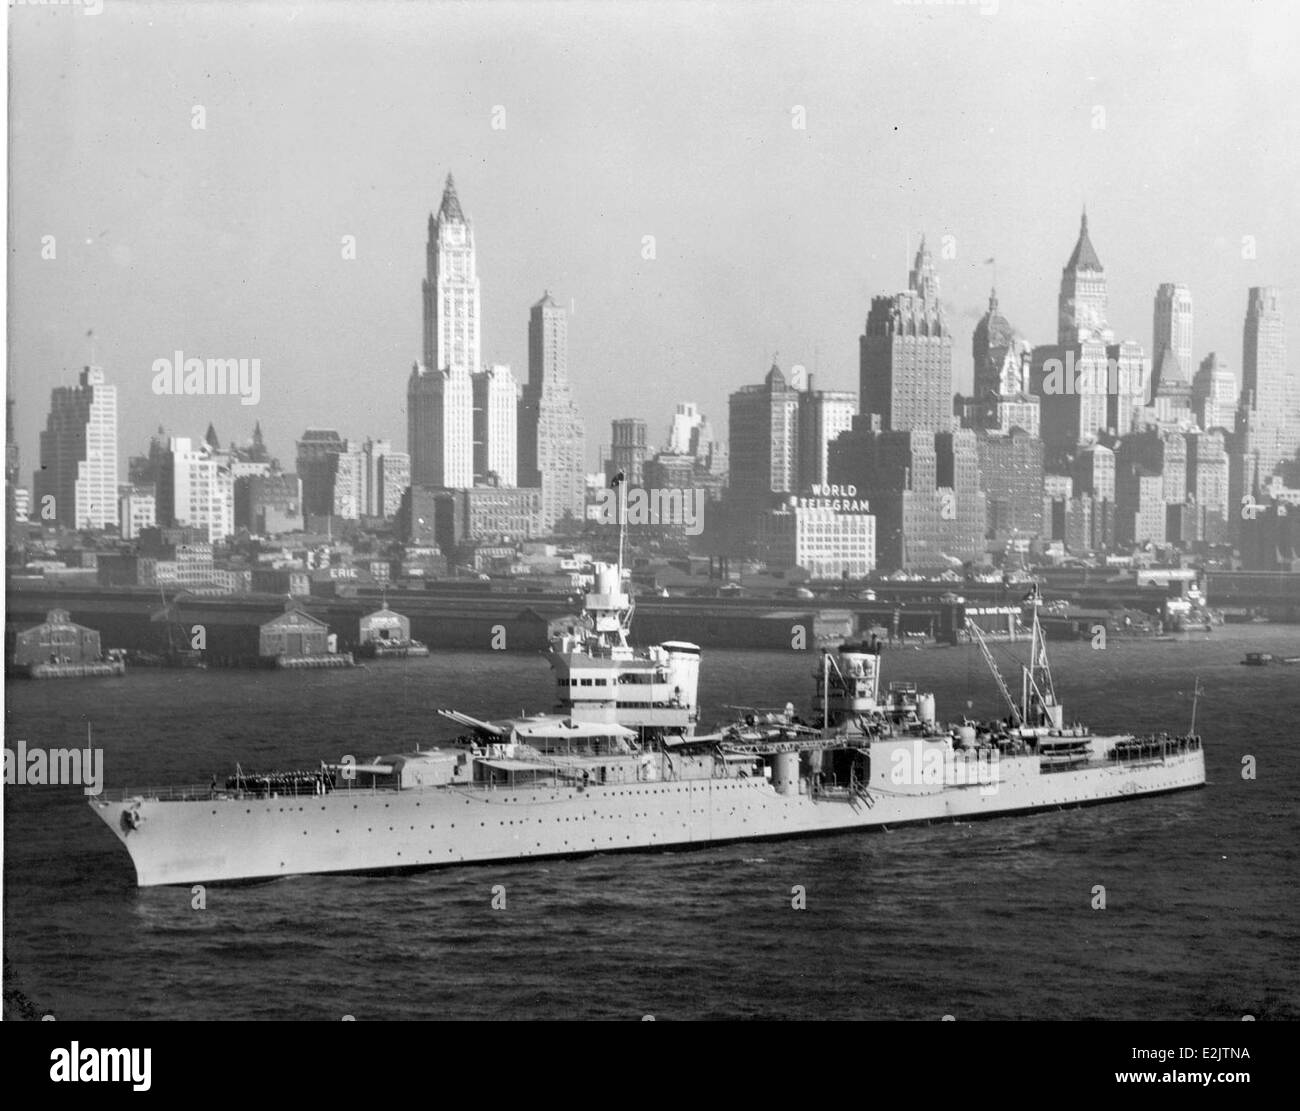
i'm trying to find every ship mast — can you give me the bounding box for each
[822,650,829,733]
[1021,599,1061,729]
[615,469,627,578]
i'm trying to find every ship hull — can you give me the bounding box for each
[91,749,1205,887]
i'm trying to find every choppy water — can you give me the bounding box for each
[4,627,1299,1020]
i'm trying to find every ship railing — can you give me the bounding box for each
[1106,733,1201,764]
[108,780,350,802]
[107,784,231,803]
[105,771,611,802]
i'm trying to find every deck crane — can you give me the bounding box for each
[966,617,1021,726]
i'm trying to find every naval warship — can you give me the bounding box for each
[89,553,1205,886]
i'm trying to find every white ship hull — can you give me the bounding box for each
[91,747,1204,887]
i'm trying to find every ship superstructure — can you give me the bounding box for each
[548,561,700,739]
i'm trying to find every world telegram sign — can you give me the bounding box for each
[790,484,871,513]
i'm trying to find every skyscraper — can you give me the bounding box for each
[1116,429,1187,544]
[157,437,233,542]
[1153,283,1194,382]
[361,439,410,519]
[35,365,119,530]
[471,364,518,487]
[331,443,365,519]
[6,380,22,526]
[1057,209,1112,347]
[296,428,348,519]
[972,287,1016,401]
[859,237,952,432]
[1239,286,1293,480]
[609,418,649,488]
[1147,344,1194,427]
[1242,287,1286,416]
[1034,212,1144,461]
[1185,428,1230,546]
[828,424,985,570]
[666,403,725,472]
[729,362,800,503]
[967,288,1038,436]
[1192,353,1237,433]
[518,292,586,531]
[423,173,479,375]
[796,379,857,489]
[409,174,476,489]
[667,403,704,455]
[5,391,17,491]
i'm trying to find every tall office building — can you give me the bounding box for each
[1153,283,1194,383]
[1057,209,1113,347]
[296,429,347,518]
[423,173,479,375]
[1031,339,1110,462]
[667,403,704,455]
[1185,428,1230,546]
[1104,340,1149,438]
[1192,353,1237,433]
[118,484,157,540]
[34,365,119,530]
[666,403,725,472]
[361,439,410,519]
[967,288,1038,436]
[609,418,650,488]
[972,287,1016,401]
[729,362,800,503]
[234,473,302,535]
[1239,286,1293,480]
[1034,213,1144,461]
[331,443,366,519]
[471,364,518,487]
[297,433,409,521]
[1120,429,1187,507]
[157,437,234,542]
[828,424,985,570]
[796,379,857,489]
[5,391,17,491]
[6,382,25,526]
[1147,344,1194,427]
[859,237,953,433]
[976,429,1044,539]
[1075,442,1117,503]
[409,174,477,489]
[518,292,586,531]
[1114,467,1165,548]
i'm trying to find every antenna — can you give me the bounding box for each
[616,472,627,576]
[822,650,829,733]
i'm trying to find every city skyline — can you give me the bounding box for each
[9,0,1300,484]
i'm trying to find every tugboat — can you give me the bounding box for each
[356,638,430,660]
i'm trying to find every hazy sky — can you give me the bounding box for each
[9,0,1300,479]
